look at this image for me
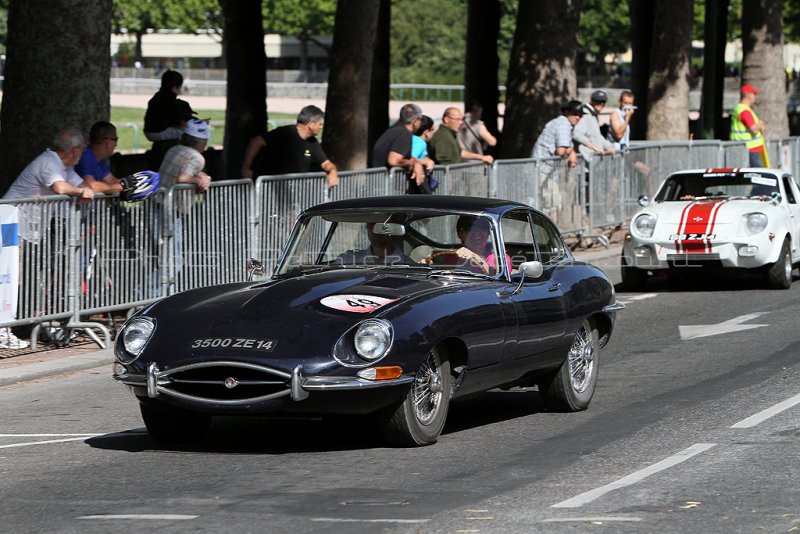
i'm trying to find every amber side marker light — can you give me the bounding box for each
[358,366,404,380]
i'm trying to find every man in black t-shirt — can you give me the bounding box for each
[143,70,196,170]
[241,105,339,188]
[371,103,426,192]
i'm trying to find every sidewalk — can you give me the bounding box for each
[0,242,623,388]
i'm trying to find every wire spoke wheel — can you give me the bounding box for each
[568,324,595,394]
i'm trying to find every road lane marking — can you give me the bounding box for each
[0,436,101,449]
[731,392,800,428]
[550,443,716,508]
[78,515,197,520]
[541,516,642,523]
[618,293,658,305]
[0,434,98,437]
[679,312,768,340]
[310,518,429,524]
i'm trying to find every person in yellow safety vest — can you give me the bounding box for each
[730,84,768,167]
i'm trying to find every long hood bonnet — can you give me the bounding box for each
[143,270,442,358]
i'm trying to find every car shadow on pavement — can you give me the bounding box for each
[615,269,798,294]
[86,390,548,452]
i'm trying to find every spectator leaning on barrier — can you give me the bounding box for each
[532,100,582,168]
[429,107,493,165]
[730,84,768,167]
[457,103,497,157]
[372,103,428,193]
[573,90,616,165]
[158,118,212,192]
[3,128,95,201]
[240,105,339,189]
[74,121,124,194]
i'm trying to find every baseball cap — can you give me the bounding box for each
[741,83,760,95]
[185,118,210,140]
[561,100,584,115]
[591,89,608,103]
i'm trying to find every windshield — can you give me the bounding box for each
[275,210,504,277]
[655,171,780,201]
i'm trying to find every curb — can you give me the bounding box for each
[0,349,114,387]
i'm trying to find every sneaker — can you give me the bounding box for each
[0,327,30,349]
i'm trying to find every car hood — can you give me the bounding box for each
[645,198,782,236]
[137,269,448,367]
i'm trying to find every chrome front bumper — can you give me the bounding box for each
[113,360,415,406]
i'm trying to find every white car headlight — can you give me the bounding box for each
[745,213,768,234]
[120,317,155,363]
[354,319,393,361]
[633,214,656,238]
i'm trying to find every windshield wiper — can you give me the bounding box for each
[427,269,494,280]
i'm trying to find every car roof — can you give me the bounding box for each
[303,195,532,217]
[668,167,785,177]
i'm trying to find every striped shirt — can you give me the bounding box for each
[532,116,573,160]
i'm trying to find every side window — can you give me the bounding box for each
[501,210,535,272]
[531,213,566,264]
[782,175,797,204]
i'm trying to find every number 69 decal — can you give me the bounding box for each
[320,294,398,313]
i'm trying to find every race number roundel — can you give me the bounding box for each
[320,294,397,313]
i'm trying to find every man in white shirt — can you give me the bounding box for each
[3,128,95,200]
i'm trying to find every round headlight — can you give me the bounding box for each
[633,214,656,238]
[120,317,155,363]
[354,319,393,361]
[745,213,768,234]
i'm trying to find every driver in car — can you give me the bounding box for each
[421,216,510,274]
[335,222,413,266]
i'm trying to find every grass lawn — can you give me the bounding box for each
[110,107,295,153]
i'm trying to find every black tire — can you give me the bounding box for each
[621,253,647,291]
[378,347,451,446]
[766,240,793,290]
[540,319,599,412]
[140,403,211,444]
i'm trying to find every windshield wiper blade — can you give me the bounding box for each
[427,269,494,280]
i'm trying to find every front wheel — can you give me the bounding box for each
[140,403,211,445]
[766,240,793,289]
[378,347,451,446]
[540,319,600,412]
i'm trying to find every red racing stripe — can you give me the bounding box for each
[679,199,725,254]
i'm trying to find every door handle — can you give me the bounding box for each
[548,283,562,292]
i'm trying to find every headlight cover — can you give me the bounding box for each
[119,317,155,363]
[745,213,768,235]
[633,214,656,238]
[354,319,393,361]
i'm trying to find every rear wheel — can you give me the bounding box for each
[378,347,451,446]
[140,403,211,444]
[766,240,792,289]
[540,319,599,412]
[621,253,647,291]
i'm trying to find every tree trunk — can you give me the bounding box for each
[629,0,655,141]
[220,0,266,181]
[367,0,391,165]
[465,0,501,136]
[0,0,111,188]
[646,0,693,141]
[701,0,728,140]
[324,0,380,170]
[500,0,581,159]
[742,0,789,138]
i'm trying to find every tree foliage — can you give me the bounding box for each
[263,0,335,49]
[577,0,630,67]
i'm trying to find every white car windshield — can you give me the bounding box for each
[655,171,779,201]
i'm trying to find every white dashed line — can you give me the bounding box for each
[310,517,429,524]
[541,516,642,523]
[731,391,800,428]
[551,443,716,508]
[0,436,101,449]
[78,515,197,520]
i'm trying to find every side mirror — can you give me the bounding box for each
[519,260,544,279]
[247,258,264,281]
[638,195,649,207]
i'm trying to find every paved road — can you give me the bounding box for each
[1,260,800,533]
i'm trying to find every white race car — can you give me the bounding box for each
[622,168,800,290]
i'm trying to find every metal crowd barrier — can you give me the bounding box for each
[6,136,800,349]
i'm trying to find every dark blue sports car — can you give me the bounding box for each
[113,196,623,446]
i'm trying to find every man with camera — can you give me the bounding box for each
[607,90,635,152]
